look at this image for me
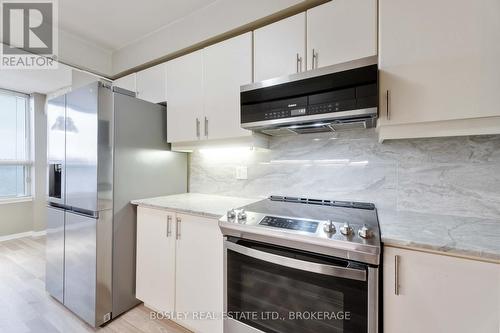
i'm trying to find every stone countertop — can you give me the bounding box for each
[131,193,260,219]
[378,209,500,262]
[132,193,500,263]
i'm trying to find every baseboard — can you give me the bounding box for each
[31,230,47,237]
[0,230,47,242]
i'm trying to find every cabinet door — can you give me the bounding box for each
[307,0,377,70]
[166,51,204,143]
[379,0,500,125]
[203,33,252,140]
[136,63,166,103]
[254,13,306,82]
[136,207,176,313]
[113,73,136,93]
[383,247,500,333]
[175,213,223,333]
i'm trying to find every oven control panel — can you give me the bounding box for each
[259,216,318,233]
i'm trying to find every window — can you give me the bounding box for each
[0,89,30,198]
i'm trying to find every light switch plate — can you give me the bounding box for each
[236,166,248,180]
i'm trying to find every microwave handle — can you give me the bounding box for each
[225,241,366,282]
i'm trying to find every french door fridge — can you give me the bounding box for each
[46,82,187,327]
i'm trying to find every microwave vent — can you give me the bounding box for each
[288,125,334,134]
[328,120,368,131]
[260,127,298,136]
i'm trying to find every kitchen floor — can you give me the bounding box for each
[0,236,191,333]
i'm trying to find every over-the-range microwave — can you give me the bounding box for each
[240,56,378,136]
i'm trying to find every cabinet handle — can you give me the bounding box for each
[386,90,391,121]
[312,49,318,69]
[166,215,172,237]
[394,255,400,295]
[204,116,208,137]
[176,217,181,240]
[296,53,303,73]
[196,118,200,138]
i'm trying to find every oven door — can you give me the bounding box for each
[224,237,378,333]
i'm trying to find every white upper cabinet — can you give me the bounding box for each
[378,0,500,138]
[203,32,252,140]
[136,63,166,103]
[113,73,136,93]
[166,35,253,145]
[254,13,306,81]
[166,50,204,143]
[307,0,377,70]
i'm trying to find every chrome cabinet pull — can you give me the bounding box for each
[394,255,400,295]
[176,217,181,240]
[204,116,208,137]
[312,49,318,69]
[166,215,172,237]
[386,90,391,121]
[296,53,303,73]
[196,118,200,138]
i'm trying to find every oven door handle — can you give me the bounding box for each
[226,241,367,282]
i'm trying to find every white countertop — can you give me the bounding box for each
[132,193,500,262]
[378,209,500,262]
[131,193,259,219]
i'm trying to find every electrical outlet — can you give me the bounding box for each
[236,166,248,180]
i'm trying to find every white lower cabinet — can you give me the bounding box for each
[175,213,223,333]
[383,246,500,333]
[136,207,176,313]
[136,207,223,333]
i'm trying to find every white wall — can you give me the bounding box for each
[0,201,34,237]
[59,30,113,77]
[112,0,303,74]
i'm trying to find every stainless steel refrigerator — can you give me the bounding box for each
[45,82,187,327]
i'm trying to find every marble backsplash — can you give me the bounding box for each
[189,129,500,220]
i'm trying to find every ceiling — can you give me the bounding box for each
[0,65,72,94]
[58,0,218,51]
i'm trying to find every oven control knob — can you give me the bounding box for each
[323,220,336,234]
[237,209,247,221]
[227,209,236,220]
[358,225,371,239]
[340,223,353,236]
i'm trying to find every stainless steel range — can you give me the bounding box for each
[219,195,381,333]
